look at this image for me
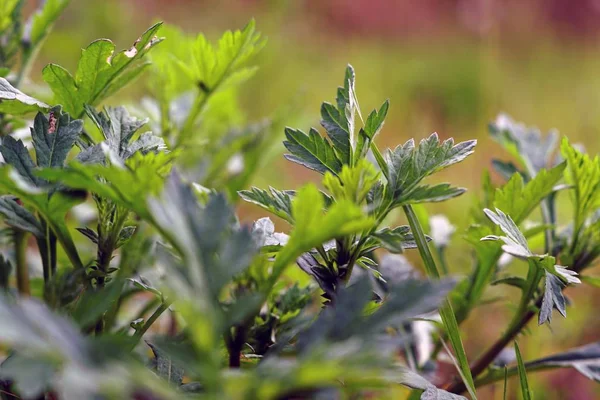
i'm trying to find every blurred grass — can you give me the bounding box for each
[27,0,600,397]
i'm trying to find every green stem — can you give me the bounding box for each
[404,204,477,397]
[178,92,209,146]
[14,230,29,295]
[132,301,171,343]
[436,246,449,276]
[403,205,440,278]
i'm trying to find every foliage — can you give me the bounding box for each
[0,7,597,400]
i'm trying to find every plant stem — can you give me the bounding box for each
[445,299,539,394]
[404,204,477,397]
[403,205,439,278]
[132,301,171,342]
[226,325,248,368]
[14,230,29,296]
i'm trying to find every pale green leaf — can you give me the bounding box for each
[493,162,566,224]
[43,23,163,117]
[27,0,69,47]
[0,77,50,114]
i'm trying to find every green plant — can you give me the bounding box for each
[0,4,598,400]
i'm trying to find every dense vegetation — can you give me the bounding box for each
[0,2,599,399]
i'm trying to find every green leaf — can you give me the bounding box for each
[319,65,359,164]
[403,205,477,398]
[580,275,600,287]
[0,195,44,237]
[38,150,174,222]
[515,341,532,400]
[0,168,84,269]
[43,23,163,117]
[370,225,424,253]
[561,137,600,239]
[268,184,374,288]
[85,105,165,160]
[0,0,20,32]
[283,127,343,175]
[0,77,50,114]
[322,159,379,204]
[238,187,295,223]
[149,170,257,300]
[363,99,389,139]
[31,106,83,168]
[491,276,527,291]
[406,183,466,204]
[0,135,40,186]
[482,207,580,325]
[147,342,184,386]
[386,133,476,206]
[0,0,23,69]
[27,0,69,47]
[493,162,566,224]
[439,302,477,399]
[490,114,559,174]
[71,279,124,328]
[188,19,264,92]
[356,99,389,161]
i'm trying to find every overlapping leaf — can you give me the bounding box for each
[385,133,475,206]
[239,187,295,223]
[85,105,165,161]
[482,208,580,324]
[489,113,559,175]
[283,127,343,175]
[267,184,374,287]
[0,77,49,114]
[26,0,70,49]
[43,23,163,117]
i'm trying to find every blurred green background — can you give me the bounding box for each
[29,0,600,398]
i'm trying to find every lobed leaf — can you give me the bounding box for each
[0,77,50,115]
[238,186,295,223]
[283,127,342,175]
[43,23,163,117]
[385,133,476,206]
[31,105,83,168]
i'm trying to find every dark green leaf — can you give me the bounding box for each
[386,133,476,206]
[71,280,124,328]
[76,227,98,244]
[147,342,184,386]
[0,135,40,186]
[239,186,295,223]
[283,127,342,175]
[370,225,425,253]
[0,195,44,237]
[491,276,527,291]
[31,106,83,168]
